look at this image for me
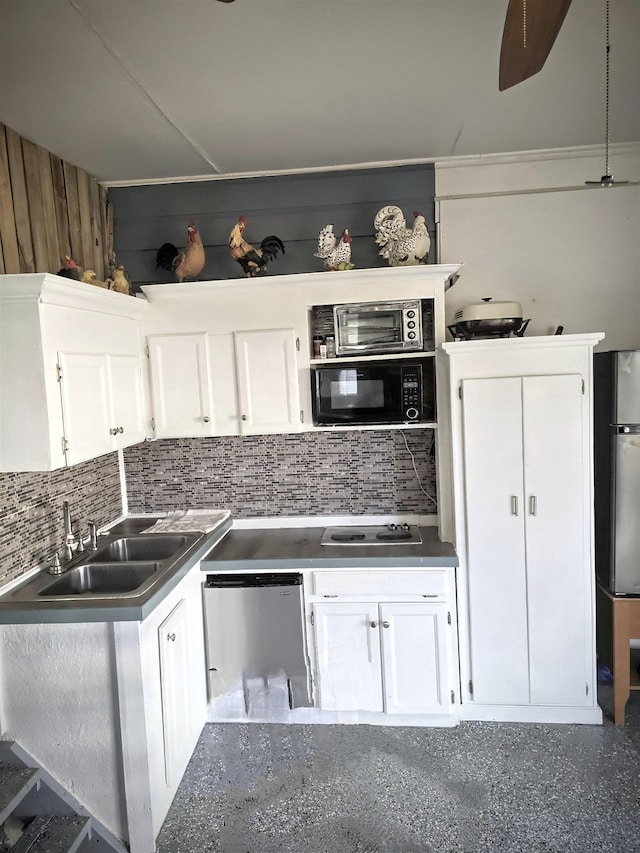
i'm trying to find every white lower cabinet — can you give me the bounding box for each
[308,569,457,721]
[147,328,301,437]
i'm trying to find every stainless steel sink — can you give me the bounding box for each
[86,534,194,564]
[39,562,159,597]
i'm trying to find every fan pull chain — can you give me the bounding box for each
[522,0,527,48]
[604,0,610,178]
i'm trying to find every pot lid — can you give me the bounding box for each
[454,298,523,323]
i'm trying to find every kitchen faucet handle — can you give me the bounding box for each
[87,521,99,550]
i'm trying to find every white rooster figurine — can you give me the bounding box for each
[314,224,354,271]
[373,206,431,266]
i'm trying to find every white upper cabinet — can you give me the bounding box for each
[148,334,215,438]
[58,352,146,466]
[234,328,301,434]
[444,334,604,723]
[0,274,148,472]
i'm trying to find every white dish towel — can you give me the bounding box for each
[142,509,231,534]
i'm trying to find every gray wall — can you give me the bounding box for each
[109,165,435,289]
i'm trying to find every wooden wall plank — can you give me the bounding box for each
[50,154,71,264]
[0,125,20,274]
[99,184,110,279]
[63,161,82,265]
[37,145,61,272]
[76,168,93,271]
[21,139,49,273]
[5,127,34,272]
[105,196,114,277]
[89,176,102,277]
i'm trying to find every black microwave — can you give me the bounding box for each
[311,361,434,426]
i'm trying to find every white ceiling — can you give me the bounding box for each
[1,0,639,186]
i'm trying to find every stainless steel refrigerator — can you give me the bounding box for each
[594,350,640,594]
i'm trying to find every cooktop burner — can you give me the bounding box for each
[320,524,422,546]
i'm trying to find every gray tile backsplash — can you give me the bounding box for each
[123,430,437,518]
[0,453,123,585]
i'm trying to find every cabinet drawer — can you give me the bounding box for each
[311,570,448,598]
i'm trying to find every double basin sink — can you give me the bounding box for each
[39,534,196,598]
[2,530,203,609]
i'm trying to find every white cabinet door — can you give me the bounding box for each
[380,602,452,715]
[158,599,191,789]
[461,376,529,705]
[108,354,146,449]
[522,374,589,706]
[462,372,590,708]
[58,352,113,465]
[312,602,383,712]
[234,329,301,434]
[148,334,214,438]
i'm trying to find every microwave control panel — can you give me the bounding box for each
[401,366,422,421]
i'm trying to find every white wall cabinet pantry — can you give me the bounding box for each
[443,334,604,724]
[0,274,148,471]
[307,569,458,724]
[147,327,301,437]
[0,562,208,853]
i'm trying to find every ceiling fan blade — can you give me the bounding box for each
[499,0,573,91]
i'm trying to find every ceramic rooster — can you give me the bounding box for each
[314,225,354,271]
[81,269,110,289]
[56,256,82,280]
[156,220,205,283]
[373,206,431,266]
[109,265,130,295]
[228,216,285,277]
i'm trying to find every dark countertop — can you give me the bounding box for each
[201,526,458,572]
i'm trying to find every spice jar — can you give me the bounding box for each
[325,335,336,358]
[313,335,323,358]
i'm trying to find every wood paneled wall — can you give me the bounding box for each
[0,123,113,279]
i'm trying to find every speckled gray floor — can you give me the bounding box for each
[157,691,640,853]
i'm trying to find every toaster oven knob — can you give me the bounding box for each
[406,407,419,420]
[407,331,416,339]
[407,310,415,318]
[407,321,416,329]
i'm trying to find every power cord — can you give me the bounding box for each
[400,430,437,509]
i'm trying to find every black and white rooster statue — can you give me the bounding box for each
[373,206,431,266]
[314,224,354,271]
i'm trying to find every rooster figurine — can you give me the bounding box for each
[228,216,285,277]
[373,206,431,267]
[110,265,130,295]
[314,224,354,271]
[56,256,82,280]
[156,220,205,283]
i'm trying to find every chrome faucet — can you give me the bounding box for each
[62,500,78,562]
[87,522,99,550]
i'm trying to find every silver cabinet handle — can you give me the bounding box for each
[118,426,124,434]
[109,427,117,435]
[511,496,519,516]
[370,621,377,628]
[530,495,537,516]
[167,633,176,642]
[202,416,210,423]
[382,621,390,629]
[241,414,248,421]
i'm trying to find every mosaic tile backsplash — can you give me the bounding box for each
[0,453,123,585]
[123,430,438,518]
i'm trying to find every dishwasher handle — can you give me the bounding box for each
[205,572,303,588]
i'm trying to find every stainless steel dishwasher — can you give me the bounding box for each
[203,572,311,710]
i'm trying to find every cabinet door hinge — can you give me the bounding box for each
[300,410,304,424]
[310,610,314,627]
[451,689,455,704]
[447,611,452,625]
[468,679,473,695]
[582,379,585,395]
[56,364,63,382]
[61,437,69,454]
[145,345,150,358]
[296,337,300,351]
[458,385,463,399]
[151,417,155,431]
[586,683,589,696]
